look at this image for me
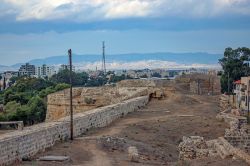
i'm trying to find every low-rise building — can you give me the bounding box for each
[233,77,250,110]
[0,71,19,90]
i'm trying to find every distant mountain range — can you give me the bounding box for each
[0,52,222,72]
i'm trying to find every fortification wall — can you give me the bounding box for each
[46,87,148,122]
[0,96,149,165]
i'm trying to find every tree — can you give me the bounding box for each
[9,76,18,86]
[4,101,21,114]
[50,69,89,86]
[152,72,161,78]
[219,47,250,93]
[26,96,46,124]
[3,77,6,90]
[86,76,107,87]
[109,74,126,83]
[140,74,148,78]
[54,83,70,91]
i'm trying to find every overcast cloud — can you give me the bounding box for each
[0,0,249,67]
[1,0,250,22]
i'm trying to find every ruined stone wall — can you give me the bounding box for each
[117,79,171,87]
[46,87,148,122]
[190,78,221,95]
[175,73,221,95]
[117,79,176,98]
[216,112,250,153]
[0,96,149,165]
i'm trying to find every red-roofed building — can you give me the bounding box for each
[233,77,250,109]
[234,80,241,84]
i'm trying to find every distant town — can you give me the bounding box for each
[0,62,220,91]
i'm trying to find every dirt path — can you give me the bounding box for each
[22,92,248,166]
[78,139,112,166]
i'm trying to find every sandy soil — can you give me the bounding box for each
[22,92,248,166]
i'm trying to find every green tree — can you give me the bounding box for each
[54,83,70,91]
[26,96,46,124]
[219,47,250,93]
[152,72,161,78]
[86,76,107,87]
[4,101,21,113]
[50,69,89,86]
[9,76,18,86]
[140,74,148,78]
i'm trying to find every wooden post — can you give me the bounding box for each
[68,49,73,140]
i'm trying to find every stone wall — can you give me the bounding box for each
[190,78,221,95]
[117,79,176,99]
[179,135,250,164]
[216,112,250,153]
[46,87,148,122]
[175,73,221,95]
[117,79,172,88]
[0,96,149,165]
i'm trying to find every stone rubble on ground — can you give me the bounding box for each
[128,146,139,162]
[178,136,209,160]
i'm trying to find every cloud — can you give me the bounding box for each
[0,0,250,22]
[73,60,221,70]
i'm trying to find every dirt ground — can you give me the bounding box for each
[21,91,248,166]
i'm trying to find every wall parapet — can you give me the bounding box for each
[0,96,149,165]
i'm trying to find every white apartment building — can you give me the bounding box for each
[35,64,56,78]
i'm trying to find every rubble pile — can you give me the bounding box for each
[178,136,209,160]
[225,117,248,138]
[219,95,230,112]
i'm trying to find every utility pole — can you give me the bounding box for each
[68,49,73,140]
[102,41,106,74]
[197,79,200,95]
[228,72,230,104]
[227,54,230,104]
[247,62,250,123]
[211,77,214,96]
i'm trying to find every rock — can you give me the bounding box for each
[38,156,70,161]
[231,109,240,116]
[128,146,139,162]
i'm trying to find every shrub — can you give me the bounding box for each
[84,97,95,104]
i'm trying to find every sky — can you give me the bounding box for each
[0,0,250,67]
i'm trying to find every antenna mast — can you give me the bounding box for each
[68,49,73,141]
[102,41,106,74]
